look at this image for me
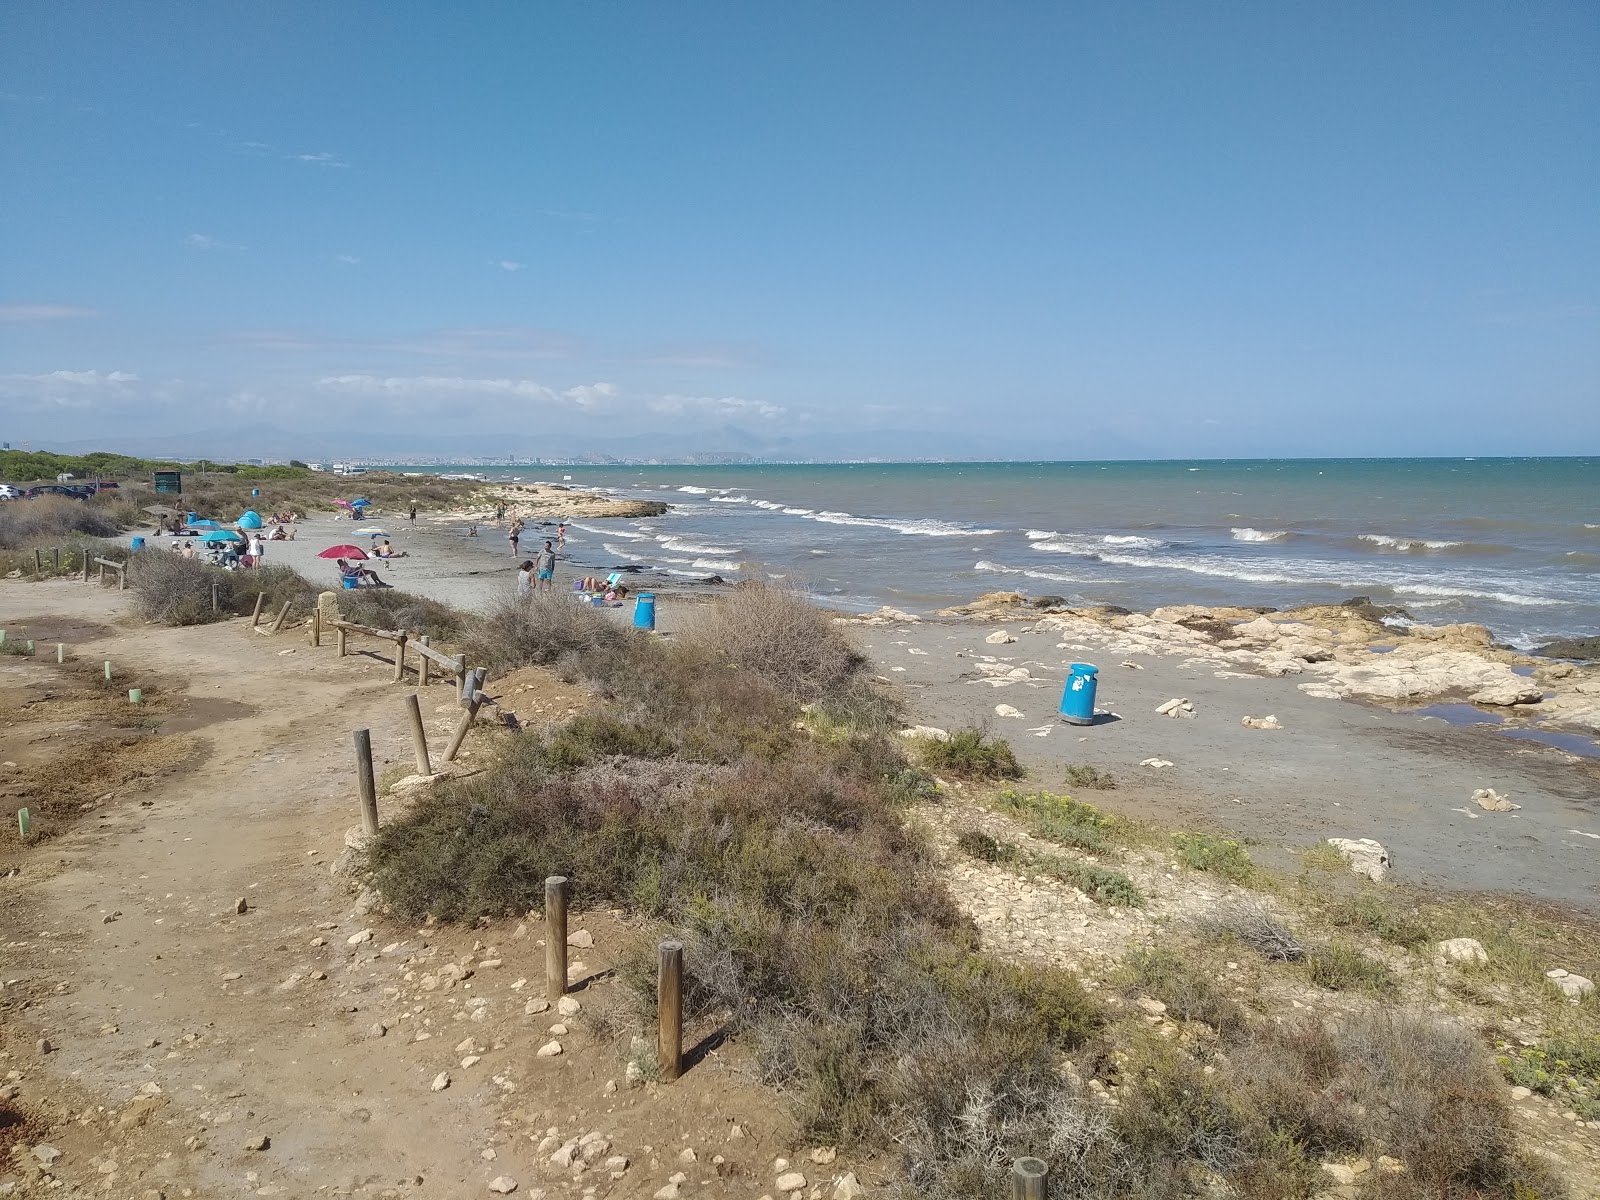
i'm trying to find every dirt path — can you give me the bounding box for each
[0,581,818,1199]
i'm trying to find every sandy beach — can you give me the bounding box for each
[173,498,1600,910]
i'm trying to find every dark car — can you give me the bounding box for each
[23,485,88,500]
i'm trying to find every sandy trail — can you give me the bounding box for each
[0,580,795,1199]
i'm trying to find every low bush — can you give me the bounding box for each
[680,580,867,702]
[1203,901,1306,963]
[1033,853,1143,908]
[0,495,121,548]
[1499,1034,1600,1121]
[340,587,465,644]
[1123,945,1248,1037]
[956,829,1019,863]
[919,729,1023,780]
[127,553,319,626]
[1305,941,1397,994]
[1172,832,1255,883]
[1324,892,1432,949]
[995,787,1114,854]
[1062,763,1116,790]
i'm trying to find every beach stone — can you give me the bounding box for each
[1468,682,1543,706]
[1546,969,1596,1001]
[1438,938,1487,964]
[567,929,594,948]
[32,1145,62,1167]
[1240,714,1281,730]
[994,704,1025,718]
[525,998,551,1015]
[985,631,1016,644]
[556,996,581,1016]
[487,1176,518,1194]
[898,726,950,742]
[431,1072,451,1092]
[834,1173,865,1200]
[347,928,374,946]
[536,1040,563,1057]
[776,1172,808,1192]
[1326,837,1390,882]
[1321,1163,1356,1186]
[1471,788,1520,812]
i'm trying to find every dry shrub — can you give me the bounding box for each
[127,552,318,626]
[1202,901,1306,963]
[679,580,867,702]
[0,495,120,548]
[920,729,1023,780]
[339,587,464,644]
[1123,945,1247,1037]
[465,591,636,680]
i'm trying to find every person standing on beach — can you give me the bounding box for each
[408,505,416,524]
[536,540,557,590]
[516,559,535,597]
[508,522,521,557]
[556,522,566,548]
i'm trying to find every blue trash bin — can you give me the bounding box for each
[130,536,145,552]
[633,592,657,631]
[1059,662,1099,725]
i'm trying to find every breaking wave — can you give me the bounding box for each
[1231,527,1291,542]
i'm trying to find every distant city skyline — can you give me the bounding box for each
[3,3,1597,458]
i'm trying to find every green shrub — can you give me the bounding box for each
[1499,1035,1600,1121]
[1033,853,1143,907]
[127,553,318,626]
[995,787,1114,854]
[1172,832,1255,883]
[339,586,465,644]
[956,829,1018,863]
[680,580,868,702]
[1062,763,1116,790]
[0,494,121,548]
[1305,941,1397,994]
[1123,945,1247,1037]
[919,729,1023,780]
[1324,893,1432,949]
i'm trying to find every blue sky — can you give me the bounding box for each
[2,2,1596,459]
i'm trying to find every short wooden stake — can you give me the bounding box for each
[442,686,483,763]
[119,564,127,591]
[52,547,61,571]
[336,626,347,657]
[98,562,106,585]
[354,728,378,836]
[250,592,266,628]
[418,636,430,686]
[1011,1158,1048,1200]
[211,581,219,614]
[82,554,89,582]
[658,940,684,1082]
[309,605,321,647]
[393,631,408,682]
[405,693,431,776]
[34,548,42,574]
[545,876,568,998]
[456,657,469,703]
[268,600,292,634]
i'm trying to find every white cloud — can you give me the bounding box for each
[29,369,139,385]
[647,393,784,419]
[335,254,361,265]
[314,375,781,421]
[294,151,350,167]
[497,260,528,272]
[185,233,242,251]
[0,304,96,322]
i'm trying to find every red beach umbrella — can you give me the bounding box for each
[317,545,369,559]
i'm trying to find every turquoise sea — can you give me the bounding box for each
[416,458,1599,648]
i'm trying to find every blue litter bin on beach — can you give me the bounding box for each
[130,536,145,552]
[1060,663,1099,726]
[633,592,657,631]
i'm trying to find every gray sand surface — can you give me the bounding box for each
[198,512,1599,909]
[859,617,1600,909]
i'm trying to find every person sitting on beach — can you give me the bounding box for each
[180,541,196,560]
[375,539,409,559]
[335,557,390,588]
[467,524,478,537]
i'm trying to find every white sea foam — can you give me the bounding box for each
[782,507,814,516]
[692,559,743,572]
[572,522,647,540]
[975,560,1085,588]
[676,485,711,494]
[659,536,742,556]
[1231,527,1290,542]
[1357,533,1462,551]
[751,499,785,510]
[805,510,999,537]
[708,494,748,503]
[1102,534,1165,549]
[1025,529,1058,540]
[601,543,639,558]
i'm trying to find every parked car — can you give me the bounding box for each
[94,480,119,489]
[0,485,21,500]
[23,484,88,500]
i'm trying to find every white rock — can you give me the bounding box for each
[1321,1163,1356,1186]
[556,996,581,1016]
[431,1072,451,1092]
[833,1172,865,1200]
[653,1184,679,1200]
[487,1176,518,1194]
[461,1055,482,1068]
[1155,697,1194,717]
[549,1141,579,1168]
[1139,758,1173,769]
[994,704,1025,718]
[525,998,551,1015]
[809,1148,837,1165]
[1546,969,1596,1001]
[678,1148,697,1164]
[1472,788,1520,812]
[776,1172,808,1192]
[1240,714,1281,730]
[1468,683,1543,706]
[366,1022,388,1039]
[347,929,374,946]
[1511,1086,1532,1100]
[567,929,594,948]
[1325,837,1391,882]
[605,1155,630,1172]
[1136,997,1168,1016]
[536,1040,563,1057]
[985,631,1016,644]
[897,726,950,742]
[32,1145,62,1166]
[1438,938,1488,964]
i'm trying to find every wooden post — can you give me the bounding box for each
[309,605,321,647]
[545,876,568,999]
[393,631,408,682]
[98,562,106,585]
[405,693,431,776]
[336,626,347,657]
[250,592,266,628]
[82,553,89,583]
[211,581,220,614]
[658,940,684,1082]
[418,636,430,687]
[1010,1158,1048,1200]
[442,684,483,763]
[34,549,42,574]
[119,563,127,591]
[52,547,60,571]
[457,657,469,704]
[268,600,292,633]
[354,729,378,836]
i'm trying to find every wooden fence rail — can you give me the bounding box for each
[92,557,128,590]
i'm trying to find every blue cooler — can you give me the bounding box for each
[130,536,145,552]
[633,592,657,630]
[1059,662,1099,726]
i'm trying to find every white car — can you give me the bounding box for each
[0,485,22,500]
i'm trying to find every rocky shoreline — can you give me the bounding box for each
[841,590,1600,738]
